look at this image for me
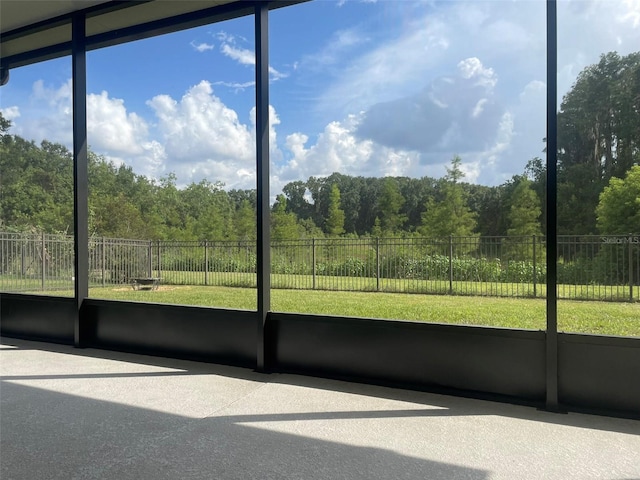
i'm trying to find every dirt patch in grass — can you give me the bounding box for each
[111,285,179,292]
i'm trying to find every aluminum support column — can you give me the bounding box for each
[72,13,89,347]
[545,0,559,411]
[255,3,271,372]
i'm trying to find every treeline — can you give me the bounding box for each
[0,130,257,241]
[1,51,638,241]
[0,127,543,242]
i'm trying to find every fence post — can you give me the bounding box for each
[147,240,152,278]
[204,240,209,286]
[41,232,46,291]
[376,237,380,292]
[449,235,453,295]
[630,233,634,302]
[21,240,25,276]
[102,237,106,286]
[312,238,316,290]
[533,235,537,298]
[157,240,162,280]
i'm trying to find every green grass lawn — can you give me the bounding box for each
[152,270,640,302]
[4,270,638,303]
[67,285,640,338]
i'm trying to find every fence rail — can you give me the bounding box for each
[1,232,638,301]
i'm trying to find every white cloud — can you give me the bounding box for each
[8,79,167,179]
[87,91,149,156]
[86,90,168,178]
[250,104,281,162]
[273,113,421,193]
[190,41,214,52]
[356,57,502,155]
[213,80,255,91]
[336,0,377,6]
[221,43,255,66]
[472,99,488,119]
[618,0,640,28]
[311,16,450,118]
[268,66,288,81]
[457,57,497,89]
[32,78,72,108]
[148,80,254,166]
[0,106,20,122]
[144,81,288,189]
[21,79,73,146]
[218,33,288,82]
[302,0,640,186]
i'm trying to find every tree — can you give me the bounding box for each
[557,51,640,234]
[524,157,547,234]
[507,179,543,237]
[419,156,478,240]
[378,178,407,234]
[0,111,11,139]
[271,194,301,241]
[234,199,256,241]
[503,178,545,261]
[282,180,312,220]
[396,176,438,231]
[93,193,151,239]
[596,165,640,235]
[325,184,345,236]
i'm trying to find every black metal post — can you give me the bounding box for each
[533,235,537,298]
[204,240,209,286]
[376,237,380,292]
[255,3,271,372]
[449,235,454,295]
[147,240,152,278]
[41,232,46,291]
[312,238,316,290]
[545,0,559,412]
[157,241,162,279]
[629,234,634,302]
[72,13,89,347]
[101,236,106,286]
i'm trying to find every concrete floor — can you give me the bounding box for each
[1,337,639,480]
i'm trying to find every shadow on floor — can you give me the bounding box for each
[1,379,489,480]
[2,336,639,436]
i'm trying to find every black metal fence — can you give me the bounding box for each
[0,232,75,292]
[1,232,638,301]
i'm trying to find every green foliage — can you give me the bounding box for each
[419,157,478,247]
[378,178,407,234]
[271,195,302,241]
[507,179,542,236]
[325,184,345,235]
[557,51,640,234]
[596,165,640,235]
[0,111,11,137]
[595,166,640,285]
[503,178,545,261]
[0,134,74,233]
[92,193,151,239]
[234,199,256,241]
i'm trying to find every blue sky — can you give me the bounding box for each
[2,0,640,195]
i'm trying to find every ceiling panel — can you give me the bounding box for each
[0,0,253,68]
[1,0,111,32]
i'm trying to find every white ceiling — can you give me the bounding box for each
[1,0,111,32]
[0,1,246,67]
